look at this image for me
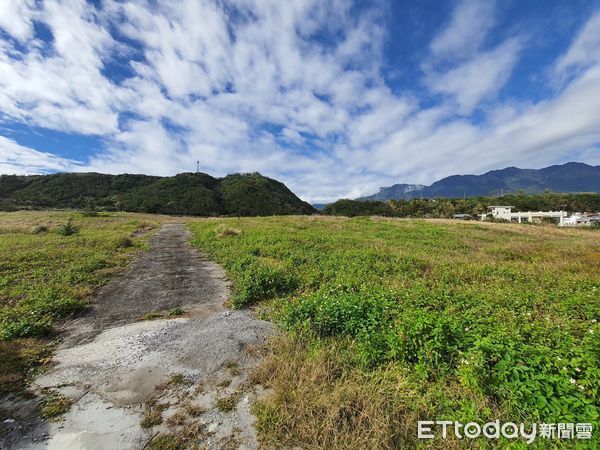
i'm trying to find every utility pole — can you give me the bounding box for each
[196,161,199,173]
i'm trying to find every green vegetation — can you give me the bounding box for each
[216,392,241,413]
[0,211,159,393]
[189,216,599,448]
[40,390,72,419]
[324,192,600,218]
[140,307,186,321]
[0,172,315,216]
[147,434,185,450]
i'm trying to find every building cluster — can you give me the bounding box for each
[453,206,600,227]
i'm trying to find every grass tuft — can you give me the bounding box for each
[40,391,72,419]
[215,392,240,413]
[31,225,48,234]
[217,225,242,238]
[140,409,163,428]
[147,434,184,450]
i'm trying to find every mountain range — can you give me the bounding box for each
[359,162,600,201]
[0,172,315,216]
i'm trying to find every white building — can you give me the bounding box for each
[485,206,566,224]
[559,213,600,227]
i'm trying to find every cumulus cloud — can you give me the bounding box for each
[0,0,599,203]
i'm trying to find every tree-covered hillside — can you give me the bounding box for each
[324,192,600,218]
[0,172,315,217]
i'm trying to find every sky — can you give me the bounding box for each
[0,0,599,203]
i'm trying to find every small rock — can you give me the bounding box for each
[207,422,219,433]
[4,418,15,423]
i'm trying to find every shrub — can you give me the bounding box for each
[56,220,78,236]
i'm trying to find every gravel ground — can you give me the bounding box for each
[0,223,273,450]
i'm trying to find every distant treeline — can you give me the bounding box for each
[323,193,600,218]
[0,172,315,217]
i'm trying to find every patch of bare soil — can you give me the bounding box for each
[0,224,273,450]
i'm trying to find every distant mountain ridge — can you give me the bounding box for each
[0,172,315,216]
[359,162,600,200]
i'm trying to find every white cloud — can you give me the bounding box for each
[0,136,80,174]
[426,38,522,114]
[0,0,125,134]
[430,0,496,59]
[0,1,35,42]
[555,11,600,73]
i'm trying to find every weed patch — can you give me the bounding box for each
[147,434,185,450]
[140,308,186,321]
[216,392,240,412]
[141,409,163,428]
[188,216,600,447]
[41,390,72,419]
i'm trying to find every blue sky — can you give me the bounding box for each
[0,0,599,202]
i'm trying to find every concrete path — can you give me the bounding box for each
[1,224,273,450]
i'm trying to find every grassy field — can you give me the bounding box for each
[1,212,597,447]
[0,211,163,394]
[188,216,599,448]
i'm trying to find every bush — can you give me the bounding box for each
[56,220,78,236]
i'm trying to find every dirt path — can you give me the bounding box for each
[1,224,273,450]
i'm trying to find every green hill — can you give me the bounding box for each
[324,193,600,217]
[0,172,315,217]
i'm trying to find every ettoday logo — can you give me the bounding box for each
[417,420,593,444]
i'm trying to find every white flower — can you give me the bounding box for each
[592,319,597,323]
[570,378,576,384]
[589,329,594,334]
[575,367,581,372]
